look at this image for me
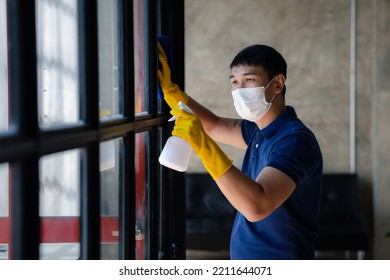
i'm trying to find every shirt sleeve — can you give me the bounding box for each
[267,130,322,185]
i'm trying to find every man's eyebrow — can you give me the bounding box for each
[229,72,256,80]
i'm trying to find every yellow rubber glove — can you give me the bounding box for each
[171,108,233,180]
[158,42,188,110]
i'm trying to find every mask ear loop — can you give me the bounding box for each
[265,76,277,103]
[268,93,276,104]
[264,75,276,91]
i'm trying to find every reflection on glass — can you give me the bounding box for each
[134,0,149,115]
[100,138,122,260]
[135,132,148,259]
[0,163,9,218]
[98,0,122,121]
[36,0,80,128]
[0,163,9,260]
[0,0,9,133]
[39,149,81,260]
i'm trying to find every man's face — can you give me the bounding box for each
[229,65,269,91]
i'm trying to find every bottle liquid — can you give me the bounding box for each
[159,102,193,172]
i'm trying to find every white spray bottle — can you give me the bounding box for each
[159,101,193,172]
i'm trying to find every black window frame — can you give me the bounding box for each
[0,0,185,260]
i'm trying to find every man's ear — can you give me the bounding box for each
[274,74,286,94]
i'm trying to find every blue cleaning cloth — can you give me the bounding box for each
[157,35,173,100]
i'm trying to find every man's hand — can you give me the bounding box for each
[158,42,188,109]
[170,108,233,179]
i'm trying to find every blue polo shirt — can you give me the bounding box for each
[230,106,323,260]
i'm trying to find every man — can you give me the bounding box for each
[158,44,323,259]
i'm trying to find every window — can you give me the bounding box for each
[135,132,148,259]
[134,0,149,116]
[0,0,9,133]
[36,0,80,128]
[0,0,10,260]
[100,138,122,260]
[0,164,8,219]
[0,0,185,260]
[0,163,9,260]
[39,149,81,260]
[98,0,122,120]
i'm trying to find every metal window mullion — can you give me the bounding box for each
[11,158,40,260]
[165,0,186,260]
[7,0,40,260]
[146,127,160,259]
[144,0,160,260]
[120,134,136,260]
[157,0,174,259]
[80,142,100,260]
[78,0,100,260]
[148,0,158,118]
[118,0,135,260]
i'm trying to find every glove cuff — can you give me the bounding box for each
[198,140,233,180]
[164,85,189,109]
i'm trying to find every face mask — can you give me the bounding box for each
[231,77,276,122]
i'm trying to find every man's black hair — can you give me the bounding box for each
[229,44,287,96]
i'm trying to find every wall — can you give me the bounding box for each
[184,0,390,259]
[372,0,390,260]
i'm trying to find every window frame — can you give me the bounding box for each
[0,0,185,260]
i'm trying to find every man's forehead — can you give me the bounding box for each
[229,65,266,78]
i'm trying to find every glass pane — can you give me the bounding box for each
[36,0,80,128]
[39,149,81,260]
[0,0,9,133]
[98,0,122,121]
[0,163,10,260]
[134,0,149,115]
[135,132,149,259]
[157,128,165,255]
[100,138,122,260]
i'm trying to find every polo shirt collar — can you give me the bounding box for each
[260,106,297,139]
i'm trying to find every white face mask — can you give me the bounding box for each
[231,77,276,122]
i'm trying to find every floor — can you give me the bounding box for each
[186,249,230,260]
[186,249,369,260]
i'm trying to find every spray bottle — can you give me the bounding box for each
[159,101,193,172]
